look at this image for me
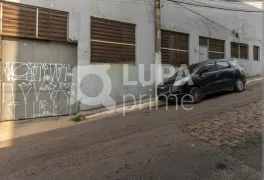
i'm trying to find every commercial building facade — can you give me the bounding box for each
[0,0,263,120]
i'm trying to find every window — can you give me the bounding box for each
[1,1,68,41]
[231,42,248,59]
[90,17,135,63]
[199,37,225,60]
[199,61,216,73]
[38,9,68,41]
[253,46,260,61]
[188,63,200,74]
[228,60,241,68]
[2,3,36,38]
[161,30,189,66]
[216,61,230,70]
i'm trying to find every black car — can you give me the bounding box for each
[157,58,247,104]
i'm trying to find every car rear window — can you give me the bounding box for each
[216,61,230,70]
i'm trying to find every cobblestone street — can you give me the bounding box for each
[181,101,263,151]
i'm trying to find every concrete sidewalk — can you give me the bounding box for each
[0,98,166,145]
[0,76,263,146]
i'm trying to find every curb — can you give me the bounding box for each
[85,101,166,120]
[246,77,264,84]
[84,76,264,120]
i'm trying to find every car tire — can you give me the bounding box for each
[234,78,245,92]
[189,87,203,104]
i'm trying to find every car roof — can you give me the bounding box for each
[214,58,233,62]
[191,58,234,69]
[189,58,235,74]
[199,58,234,64]
[189,58,235,70]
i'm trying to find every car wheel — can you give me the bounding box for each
[189,87,203,104]
[234,78,245,92]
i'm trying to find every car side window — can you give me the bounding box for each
[228,60,240,68]
[199,61,216,73]
[216,61,231,70]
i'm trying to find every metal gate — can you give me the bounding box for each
[1,37,78,120]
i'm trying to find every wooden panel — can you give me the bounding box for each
[91,17,135,44]
[231,42,248,59]
[209,38,225,52]
[162,49,177,65]
[91,17,135,30]
[178,51,189,65]
[162,49,188,67]
[161,30,188,50]
[38,9,68,41]
[240,44,248,59]
[91,17,135,63]
[199,37,208,46]
[161,30,189,66]
[91,41,135,63]
[253,46,259,61]
[2,2,68,41]
[209,52,224,59]
[2,3,36,38]
[231,42,239,58]
[200,37,225,55]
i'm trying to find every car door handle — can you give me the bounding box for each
[215,73,220,77]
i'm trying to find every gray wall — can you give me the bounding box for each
[7,0,156,112]
[161,0,263,77]
[4,0,264,113]
[1,37,78,120]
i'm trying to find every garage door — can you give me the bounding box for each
[161,30,189,66]
[1,37,77,120]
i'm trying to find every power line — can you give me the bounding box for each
[96,0,261,41]
[192,0,262,6]
[171,2,233,32]
[166,0,263,13]
[97,0,263,13]
[97,0,153,4]
[172,1,261,41]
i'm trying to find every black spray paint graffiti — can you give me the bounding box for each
[2,62,76,119]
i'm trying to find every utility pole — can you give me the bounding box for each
[155,0,161,54]
[154,0,162,100]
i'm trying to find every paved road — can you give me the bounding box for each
[0,81,263,180]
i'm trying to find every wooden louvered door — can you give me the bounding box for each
[231,42,239,58]
[199,37,225,60]
[1,1,69,42]
[208,38,225,59]
[239,44,248,59]
[2,3,36,38]
[91,17,136,63]
[231,42,248,59]
[161,30,189,66]
[38,9,68,41]
[253,46,259,61]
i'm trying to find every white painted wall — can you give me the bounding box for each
[5,0,156,111]
[4,0,263,111]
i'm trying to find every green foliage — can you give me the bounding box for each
[71,114,85,122]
